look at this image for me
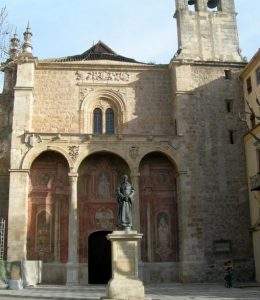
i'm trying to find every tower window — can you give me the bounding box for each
[246,77,252,94]
[207,0,221,12]
[225,99,233,113]
[229,130,234,144]
[256,67,260,85]
[224,69,232,80]
[93,108,102,134]
[106,108,115,134]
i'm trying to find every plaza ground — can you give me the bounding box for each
[0,284,260,300]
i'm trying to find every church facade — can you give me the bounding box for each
[0,0,255,284]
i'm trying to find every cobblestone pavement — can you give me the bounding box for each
[0,284,260,300]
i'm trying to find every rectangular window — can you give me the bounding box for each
[225,99,233,113]
[224,69,232,79]
[246,77,252,94]
[229,130,234,144]
[256,67,260,85]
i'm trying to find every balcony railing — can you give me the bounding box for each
[251,173,260,191]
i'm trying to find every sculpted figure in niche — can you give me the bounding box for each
[98,172,110,200]
[157,212,171,260]
[116,175,134,230]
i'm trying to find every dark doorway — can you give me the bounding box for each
[88,231,112,284]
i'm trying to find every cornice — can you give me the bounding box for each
[35,60,169,72]
[170,58,246,69]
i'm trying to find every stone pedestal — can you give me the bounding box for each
[104,230,145,300]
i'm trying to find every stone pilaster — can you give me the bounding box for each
[7,170,30,261]
[66,172,79,286]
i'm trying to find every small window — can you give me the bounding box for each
[225,99,233,113]
[246,77,252,94]
[256,67,260,85]
[229,130,234,144]
[106,108,115,134]
[224,69,232,79]
[93,108,102,134]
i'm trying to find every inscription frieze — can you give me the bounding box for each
[75,71,130,83]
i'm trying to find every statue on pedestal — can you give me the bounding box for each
[116,175,134,230]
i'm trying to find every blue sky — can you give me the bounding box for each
[1,0,260,63]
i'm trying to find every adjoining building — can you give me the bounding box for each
[240,49,260,283]
[0,0,255,284]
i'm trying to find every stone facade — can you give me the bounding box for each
[0,0,254,284]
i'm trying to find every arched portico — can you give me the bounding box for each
[21,145,74,171]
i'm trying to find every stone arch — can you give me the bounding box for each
[80,89,126,134]
[21,145,74,171]
[75,149,133,173]
[137,148,180,175]
[138,151,179,263]
[77,151,131,263]
[27,150,70,263]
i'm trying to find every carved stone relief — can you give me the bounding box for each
[95,208,114,230]
[67,145,79,161]
[129,146,139,160]
[75,71,130,83]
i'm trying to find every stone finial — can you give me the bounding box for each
[9,32,20,60]
[22,22,33,55]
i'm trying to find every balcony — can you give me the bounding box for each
[251,173,260,191]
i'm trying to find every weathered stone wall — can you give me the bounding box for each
[32,65,174,135]
[0,92,11,220]
[171,61,254,282]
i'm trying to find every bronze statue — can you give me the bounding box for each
[116,175,134,230]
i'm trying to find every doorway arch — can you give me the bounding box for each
[88,230,112,284]
[77,151,131,263]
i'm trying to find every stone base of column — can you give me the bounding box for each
[104,230,146,300]
[66,262,79,286]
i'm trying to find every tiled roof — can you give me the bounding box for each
[44,41,141,63]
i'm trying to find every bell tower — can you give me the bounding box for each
[174,0,242,62]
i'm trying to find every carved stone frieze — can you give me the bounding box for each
[75,71,130,83]
[129,146,139,160]
[67,145,79,161]
[24,134,42,148]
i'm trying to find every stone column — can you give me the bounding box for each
[131,173,140,232]
[66,173,79,286]
[7,170,30,261]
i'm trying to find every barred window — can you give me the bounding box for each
[93,108,102,134]
[106,108,115,134]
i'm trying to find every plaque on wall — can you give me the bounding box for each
[213,239,232,254]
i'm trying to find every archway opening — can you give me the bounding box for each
[27,151,70,263]
[88,230,112,284]
[139,152,178,262]
[77,152,130,263]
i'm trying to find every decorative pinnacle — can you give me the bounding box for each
[9,31,20,59]
[22,21,33,55]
